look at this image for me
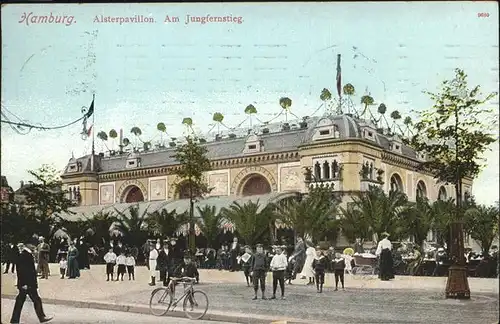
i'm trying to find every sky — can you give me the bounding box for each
[1,2,499,205]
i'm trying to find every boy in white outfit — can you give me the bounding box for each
[104,247,117,281]
[269,246,288,299]
[126,252,136,280]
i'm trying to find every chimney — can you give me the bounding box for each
[20,181,24,188]
[119,129,124,153]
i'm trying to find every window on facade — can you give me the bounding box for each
[331,160,340,179]
[248,144,256,150]
[319,130,330,136]
[390,174,403,192]
[416,181,427,198]
[323,161,330,179]
[314,162,321,180]
[438,186,447,201]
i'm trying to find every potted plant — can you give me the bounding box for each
[282,123,290,131]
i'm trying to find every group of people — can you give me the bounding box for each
[146,238,200,287]
[238,239,350,301]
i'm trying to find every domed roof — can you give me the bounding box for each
[301,114,360,144]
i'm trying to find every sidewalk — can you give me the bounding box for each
[2,264,498,324]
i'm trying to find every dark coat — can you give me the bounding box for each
[16,249,38,289]
[313,256,328,272]
[156,249,172,271]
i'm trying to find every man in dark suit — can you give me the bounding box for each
[229,237,241,272]
[156,240,172,287]
[4,242,19,274]
[10,243,53,324]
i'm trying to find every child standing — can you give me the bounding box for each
[126,252,136,280]
[104,247,117,281]
[333,252,346,291]
[269,246,288,300]
[240,246,253,287]
[250,243,268,300]
[312,250,328,293]
[116,251,127,281]
[59,255,67,279]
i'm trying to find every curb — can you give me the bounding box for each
[1,294,323,324]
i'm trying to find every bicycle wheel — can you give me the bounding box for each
[149,287,172,316]
[183,290,209,320]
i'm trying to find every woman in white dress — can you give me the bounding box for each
[300,241,316,285]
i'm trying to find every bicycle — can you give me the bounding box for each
[149,276,209,320]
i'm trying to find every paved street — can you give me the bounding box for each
[2,265,499,323]
[1,299,235,324]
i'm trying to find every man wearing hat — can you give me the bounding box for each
[37,237,50,279]
[156,239,172,287]
[178,251,199,283]
[10,243,53,323]
[148,240,160,286]
[375,232,394,281]
[250,244,268,300]
[433,247,447,276]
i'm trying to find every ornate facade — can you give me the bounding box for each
[60,114,475,243]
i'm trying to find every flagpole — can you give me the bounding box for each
[91,93,95,172]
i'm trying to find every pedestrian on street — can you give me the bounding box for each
[289,237,306,283]
[9,243,53,324]
[240,246,253,287]
[37,237,50,279]
[376,232,394,281]
[116,251,127,281]
[148,240,160,286]
[269,246,287,299]
[313,250,328,293]
[251,243,268,300]
[58,255,67,279]
[4,242,19,274]
[333,252,346,291]
[229,237,241,272]
[103,247,117,281]
[125,252,136,280]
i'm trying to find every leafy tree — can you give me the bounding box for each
[172,135,212,253]
[404,68,497,263]
[465,204,499,255]
[146,209,188,238]
[22,164,75,239]
[430,198,456,248]
[196,205,224,248]
[340,186,408,244]
[222,201,276,246]
[113,205,149,247]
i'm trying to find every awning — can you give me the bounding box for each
[56,191,300,233]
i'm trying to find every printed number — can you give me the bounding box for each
[477,13,489,18]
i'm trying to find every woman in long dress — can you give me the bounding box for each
[66,242,80,279]
[300,241,316,285]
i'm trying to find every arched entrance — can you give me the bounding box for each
[124,186,145,203]
[416,181,427,198]
[241,174,272,196]
[438,186,447,201]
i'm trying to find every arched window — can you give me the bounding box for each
[390,174,403,192]
[416,181,427,198]
[438,186,447,201]
[314,162,321,180]
[323,161,330,179]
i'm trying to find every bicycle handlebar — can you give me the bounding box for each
[170,277,196,282]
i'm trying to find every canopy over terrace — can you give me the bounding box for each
[56,191,300,235]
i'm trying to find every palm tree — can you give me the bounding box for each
[275,190,339,243]
[196,205,224,248]
[400,196,435,251]
[465,204,499,255]
[430,198,456,248]
[222,201,276,246]
[113,205,149,247]
[340,186,408,244]
[146,209,188,238]
[82,211,117,246]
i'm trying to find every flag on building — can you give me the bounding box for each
[336,54,342,97]
[85,98,94,119]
